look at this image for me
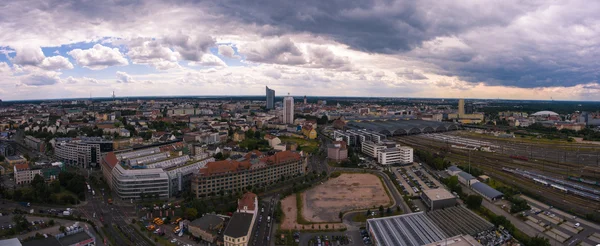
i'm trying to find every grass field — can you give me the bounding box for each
[279,136,320,153]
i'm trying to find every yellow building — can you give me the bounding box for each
[233,131,246,142]
[301,126,317,139]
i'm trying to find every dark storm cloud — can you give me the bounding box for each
[203,0,600,88]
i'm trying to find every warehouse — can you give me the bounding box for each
[457,171,478,186]
[471,182,503,201]
[367,206,494,246]
[420,188,457,210]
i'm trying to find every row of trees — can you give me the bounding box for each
[415,150,452,170]
[1,172,86,205]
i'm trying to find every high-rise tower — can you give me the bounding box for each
[283,93,294,124]
[266,86,275,109]
[304,95,307,104]
[458,99,465,117]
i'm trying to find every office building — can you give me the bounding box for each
[266,86,275,110]
[361,141,387,159]
[377,146,413,165]
[53,137,113,168]
[192,151,306,197]
[420,188,457,210]
[447,99,484,124]
[0,142,15,157]
[282,94,294,124]
[100,142,215,200]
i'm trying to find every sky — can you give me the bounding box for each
[0,0,599,101]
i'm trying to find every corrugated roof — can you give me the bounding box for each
[471,182,503,199]
[457,171,475,180]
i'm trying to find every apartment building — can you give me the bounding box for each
[191,151,306,198]
[24,136,46,152]
[14,163,42,185]
[224,192,257,246]
[327,141,348,161]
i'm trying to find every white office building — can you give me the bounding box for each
[110,165,170,200]
[362,141,387,159]
[377,146,413,165]
[283,94,294,124]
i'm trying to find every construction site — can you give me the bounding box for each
[395,130,600,220]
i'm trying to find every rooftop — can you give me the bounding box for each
[58,231,94,246]
[0,238,22,246]
[471,182,503,199]
[238,192,257,211]
[223,213,254,238]
[422,188,456,200]
[6,155,25,161]
[14,163,29,171]
[423,234,482,246]
[457,171,475,180]
[189,214,224,232]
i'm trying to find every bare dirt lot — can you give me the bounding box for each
[280,194,344,230]
[303,173,391,222]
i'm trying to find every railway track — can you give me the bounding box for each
[395,135,600,217]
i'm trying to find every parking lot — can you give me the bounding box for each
[393,163,439,197]
[519,195,600,245]
[298,230,364,246]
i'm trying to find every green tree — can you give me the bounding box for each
[338,212,343,219]
[184,208,198,219]
[465,195,483,210]
[12,214,29,232]
[48,219,55,226]
[59,226,66,233]
[527,236,550,246]
[0,155,5,162]
[378,205,384,215]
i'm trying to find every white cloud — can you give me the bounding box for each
[40,56,74,70]
[218,45,238,58]
[164,33,215,61]
[20,72,62,86]
[190,54,227,67]
[64,76,99,84]
[126,38,180,70]
[10,46,73,70]
[116,71,134,83]
[0,62,11,74]
[68,44,128,70]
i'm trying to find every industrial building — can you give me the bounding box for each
[420,188,457,210]
[367,206,494,246]
[457,171,478,186]
[471,182,504,201]
[347,119,459,136]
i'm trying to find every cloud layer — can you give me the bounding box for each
[0,0,599,100]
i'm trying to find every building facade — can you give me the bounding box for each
[377,146,413,165]
[327,141,348,162]
[282,95,294,124]
[191,151,306,197]
[24,136,46,152]
[266,86,275,110]
[14,163,42,185]
[53,137,113,168]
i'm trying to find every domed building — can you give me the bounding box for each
[531,111,559,116]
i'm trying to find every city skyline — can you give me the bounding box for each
[1,1,600,101]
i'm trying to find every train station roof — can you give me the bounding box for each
[348,120,458,136]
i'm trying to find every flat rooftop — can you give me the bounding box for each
[368,206,493,246]
[422,188,455,200]
[423,234,482,246]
